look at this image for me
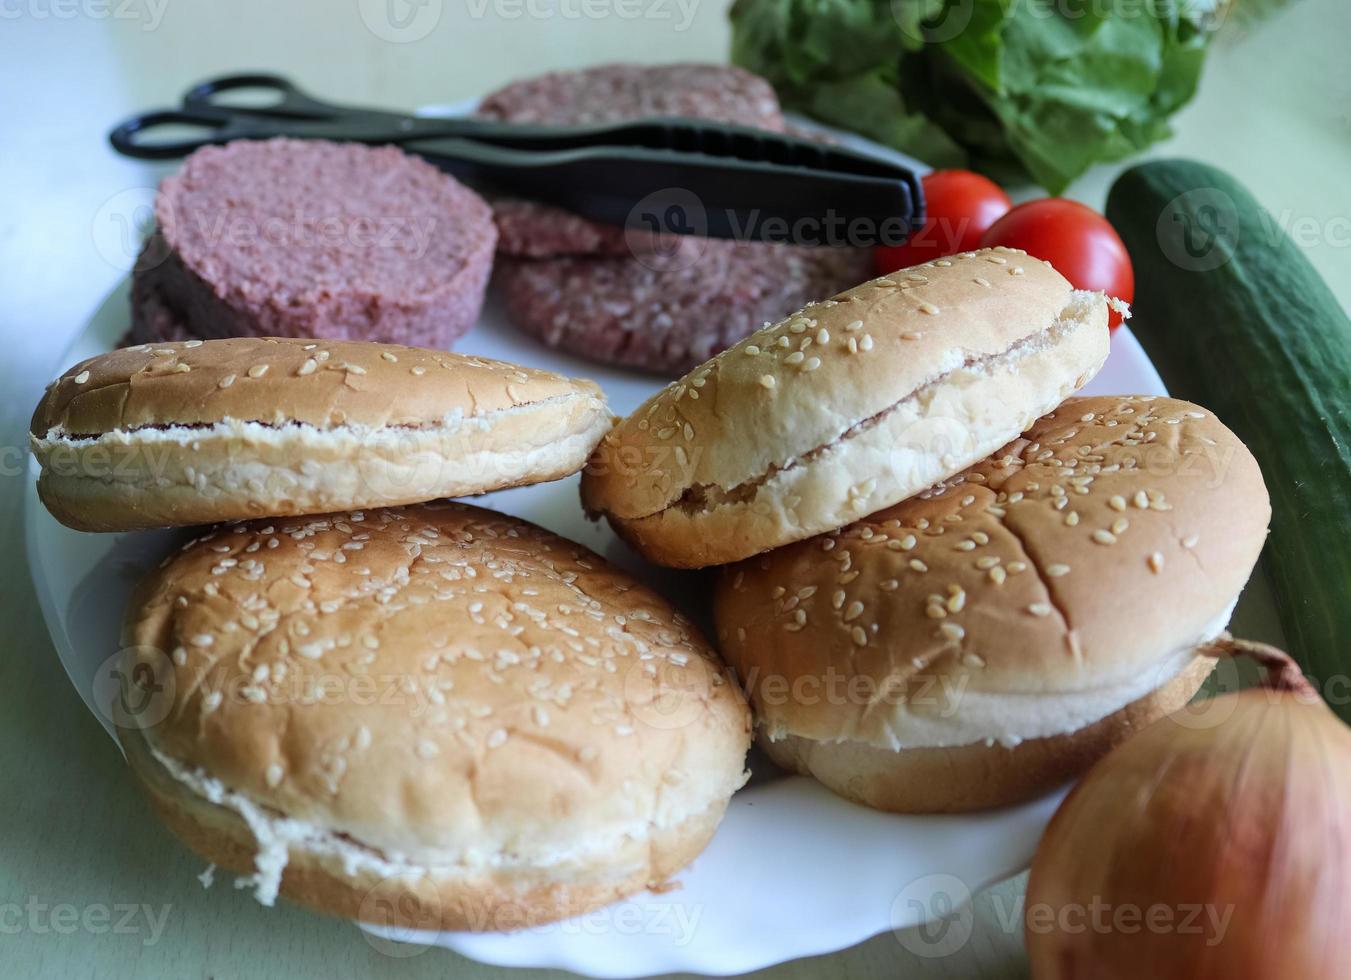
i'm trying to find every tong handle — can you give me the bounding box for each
[108,110,452,159]
[108,108,254,159]
[411,137,921,243]
[181,73,350,120]
[106,73,925,243]
[451,117,905,179]
[109,72,432,159]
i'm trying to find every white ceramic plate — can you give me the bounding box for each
[24,115,1166,978]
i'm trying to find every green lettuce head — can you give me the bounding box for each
[731,0,1228,192]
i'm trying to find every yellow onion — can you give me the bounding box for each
[1026,636,1351,979]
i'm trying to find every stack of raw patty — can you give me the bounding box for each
[478,64,875,375]
[129,139,498,348]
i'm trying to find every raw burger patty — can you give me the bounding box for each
[477,63,785,258]
[496,243,874,376]
[130,138,497,347]
[489,199,639,259]
[476,62,784,130]
[481,63,872,373]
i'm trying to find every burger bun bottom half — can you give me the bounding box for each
[121,726,725,932]
[759,656,1215,813]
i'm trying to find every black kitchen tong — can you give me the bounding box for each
[109,73,924,245]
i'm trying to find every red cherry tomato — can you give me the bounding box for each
[875,170,1012,274]
[977,198,1134,329]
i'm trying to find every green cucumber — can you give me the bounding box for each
[1106,159,1351,719]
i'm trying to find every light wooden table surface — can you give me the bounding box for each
[1,1,1345,977]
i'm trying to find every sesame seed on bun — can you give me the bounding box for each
[714,396,1270,812]
[117,502,751,929]
[30,338,612,532]
[580,248,1110,568]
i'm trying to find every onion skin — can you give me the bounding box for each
[1026,648,1351,980]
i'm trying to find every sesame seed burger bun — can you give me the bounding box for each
[714,396,1270,812]
[117,503,751,929]
[30,338,612,532]
[580,249,1111,568]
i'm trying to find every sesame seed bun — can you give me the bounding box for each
[579,249,1110,568]
[116,503,751,929]
[713,396,1270,812]
[30,338,612,532]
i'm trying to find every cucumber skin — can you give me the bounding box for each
[1107,159,1351,718]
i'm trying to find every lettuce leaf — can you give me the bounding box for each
[731,0,1222,192]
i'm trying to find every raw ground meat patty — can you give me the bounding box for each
[496,243,874,376]
[130,138,497,348]
[476,62,784,130]
[477,63,785,258]
[479,63,873,373]
[489,198,639,259]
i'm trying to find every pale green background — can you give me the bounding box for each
[1,0,1346,977]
